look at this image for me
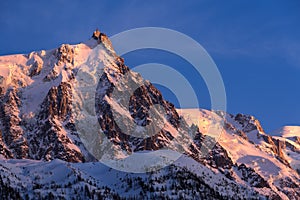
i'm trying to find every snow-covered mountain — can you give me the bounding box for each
[0,30,299,199]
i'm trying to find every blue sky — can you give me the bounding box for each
[0,0,299,132]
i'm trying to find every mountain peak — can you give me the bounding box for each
[90,29,114,52]
[92,28,101,39]
[92,28,108,41]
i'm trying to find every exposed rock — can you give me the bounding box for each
[92,29,114,50]
[28,82,86,162]
[38,82,73,120]
[279,177,300,199]
[237,163,270,188]
[234,113,264,133]
[285,139,300,153]
[43,68,59,82]
[0,76,4,95]
[27,53,44,77]
[272,138,290,166]
[0,88,28,158]
[29,61,43,77]
[205,140,233,169]
[92,29,101,39]
[55,44,74,65]
[294,136,300,145]
[91,45,189,155]
[224,122,248,140]
[0,130,13,158]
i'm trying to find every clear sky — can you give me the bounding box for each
[0,0,299,132]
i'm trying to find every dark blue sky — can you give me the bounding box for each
[0,0,299,132]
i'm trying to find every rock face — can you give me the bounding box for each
[28,82,85,162]
[92,29,113,50]
[55,44,74,65]
[0,88,28,159]
[237,163,270,188]
[0,41,88,162]
[0,130,12,158]
[0,30,299,199]
[96,63,186,153]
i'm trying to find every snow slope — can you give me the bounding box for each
[271,126,300,138]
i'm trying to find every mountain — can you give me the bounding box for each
[0,30,300,199]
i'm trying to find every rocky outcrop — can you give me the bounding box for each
[279,177,300,199]
[28,82,85,162]
[0,88,28,159]
[227,113,290,167]
[0,130,12,158]
[237,163,270,188]
[38,82,73,120]
[295,137,300,145]
[55,44,74,65]
[224,121,248,140]
[234,113,264,133]
[29,61,43,77]
[272,138,289,165]
[92,29,113,50]
[27,52,44,77]
[0,76,4,93]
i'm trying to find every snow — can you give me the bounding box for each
[0,156,264,199]
[0,42,100,115]
[177,108,224,139]
[271,126,300,138]
[0,35,299,199]
[176,108,300,199]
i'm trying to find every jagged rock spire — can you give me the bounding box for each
[92,28,102,40]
